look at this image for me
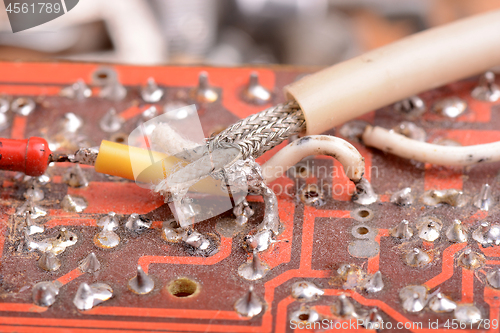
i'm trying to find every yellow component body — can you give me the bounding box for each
[94,140,227,196]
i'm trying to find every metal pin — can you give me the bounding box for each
[363,271,384,293]
[233,199,254,226]
[458,248,486,270]
[100,79,127,101]
[390,188,414,206]
[141,77,164,103]
[100,108,124,133]
[11,97,35,116]
[128,265,154,294]
[399,285,427,313]
[416,216,443,242]
[25,212,44,235]
[189,72,218,103]
[291,281,324,302]
[473,184,493,211]
[405,248,431,267]
[446,219,467,243]
[394,96,425,116]
[73,283,95,311]
[97,212,119,231]
[161,221,183,243]
[243,229,274,253]
[141,105,158,120]
[390,220,413,240]
[472,221,492,245]
[361,308,383,330]
[331,294,357,318]
[0,97,9,113]
[234,286,263,318]
[94,230,120,249]
[182,230,211,251]
[163,101,193,120]
[28,227,77,255]
[486,269,500,289]
[238,251,269,281]
[454,304,482,324]
[135,106,158,136]
[61,194,88,213]
[73,282,113,311]
[433,97,467,118]
[471,71,500,102]
[90,283,113,306]
[32,281,60,307]
[339,120,369,142]
[392,122,426,141]
[38,252,61,272]
[421,189,468,207]
[337,264,363,289]
[16,200,47,219]
[24,184,44,202]
[241,72,272,105]
[428,292,457,313]
[475,222,500,247]
[0,109,9,132]
[63,164,88,188]
[352,178,378,205]
[95,213,120,248]
[125,214,152,234]
[60,79,92,100]
[79,252,101,273]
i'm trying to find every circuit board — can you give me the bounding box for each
[0,62,500,333]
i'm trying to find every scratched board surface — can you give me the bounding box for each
[0,62,499,333]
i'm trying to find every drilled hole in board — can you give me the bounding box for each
[298,313,309,321]
[358,210,370,218]
[168,278,199,298]
[357,227,369,235]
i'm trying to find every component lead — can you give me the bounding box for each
[234,286,263,318]
[79,252,101,273]
[128,265,155,294]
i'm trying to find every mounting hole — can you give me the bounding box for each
[168,277,199,298]
[298,313,309,321]
[357,226,369,235]
[351,224,375,240]
[351,207,374,222]
[358,210,370,218]
[92,67,117,86]
[110,133,127,144]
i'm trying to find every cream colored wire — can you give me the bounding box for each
[362,125,500,166]
[262,135,364,183]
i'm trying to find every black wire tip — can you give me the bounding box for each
[49,154,71,163]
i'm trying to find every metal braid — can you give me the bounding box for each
[208,101,306,159]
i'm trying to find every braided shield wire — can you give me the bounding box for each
[208,101,306,159]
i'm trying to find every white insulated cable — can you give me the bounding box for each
[362,125,500,166]
[262,135,365,183]
[285,9,500,135]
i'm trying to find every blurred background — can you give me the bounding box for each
[0,0,498,67]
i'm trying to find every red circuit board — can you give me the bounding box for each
[0,62,499,333]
